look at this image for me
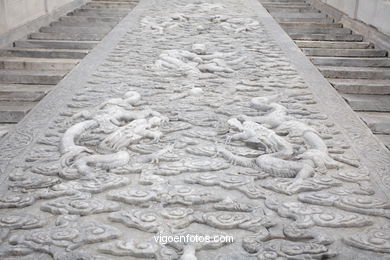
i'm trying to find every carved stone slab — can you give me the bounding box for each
[0,0,389,259]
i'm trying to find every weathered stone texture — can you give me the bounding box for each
[0,0,389,259]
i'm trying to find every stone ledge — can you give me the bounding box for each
[0,0,91,49]
[306,0,390,53]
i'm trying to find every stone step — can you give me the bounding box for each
[271,12,327,18]
[343,94,390,112]
[263,5,311,10]
[0,0,134,126]
[50,20,115,29]
[69,8,127,17]
[295,40,371,49]
[0,123,13,138]
[275,17,334,23]
[92,0,137,1]
[266,7,318,13]
[290,33,363,41]
[261,0,307,4]
[59,16,120,24]
[0,86,48,102]
[53,21,116,29]
[29,32,104,41]
[329,79,390,95]
[303,48,387,57]
[260,0,306,2]
[280,22,343,28]
[86,2,134,8]
[0,48,89,59]
[359,112,390,134]
[260,0,307,3]
[68,11,126,18]
[93,0,136,1]
[285,27,351,34]
[319,66,390,79]
[14,40,98,50]
[75,7,130,13]
[87,1,134,4]
[0,57,79,71]
[0,70,66,85]
[376,134,390,150]
[0,101,36,123]
[262,3,310,8]
[40,26,112,34]
[311,57,390,67]
[0,84,53,102]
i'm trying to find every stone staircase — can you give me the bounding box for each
[0,0,138,138]
[259,0,390,150]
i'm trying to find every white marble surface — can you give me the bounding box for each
[0,0,389,259]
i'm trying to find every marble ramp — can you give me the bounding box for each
[0,0,389,259]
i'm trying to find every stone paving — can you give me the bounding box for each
[0,0,389,259]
